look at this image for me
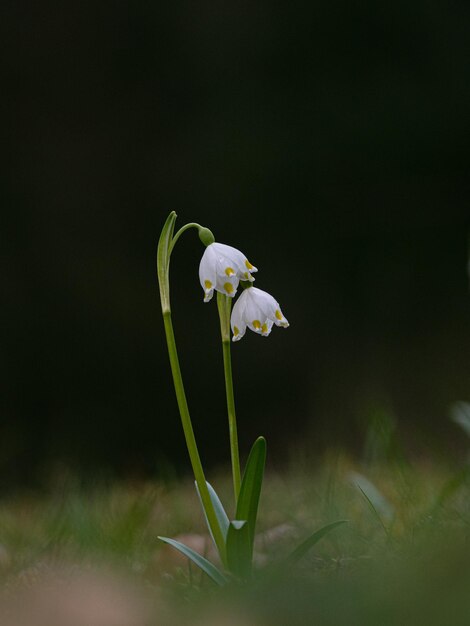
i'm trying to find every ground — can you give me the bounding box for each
[0,453,469,625]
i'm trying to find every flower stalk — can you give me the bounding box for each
[217,292,242,503]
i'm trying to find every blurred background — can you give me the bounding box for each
[2,1,470,486]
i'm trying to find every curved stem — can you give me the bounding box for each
[217,293,241,503]
[162,311,227,564]
[169,223,203,253]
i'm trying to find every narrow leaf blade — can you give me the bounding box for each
[355,483,389,536]
[156,211,177,310]
[236,436,267,556]
[195,481,230,541]
[157,211,177,260]
[157,536,228,586]
[226,520,251,580]
[285,520,348,566]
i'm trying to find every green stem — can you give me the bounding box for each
[169,223,203,253]
[217,293,242,503]
[162,311,227,565]
[223,340,242,502]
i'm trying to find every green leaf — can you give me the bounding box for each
[235,436,267,559]
[355,482,390,536]
[431,467,469,513]
[285,520,348,566]
[156,211,177,312]
[350,472,394,523]
[157,536,228,586]
[156,211,176,271]
[226,520,251,580]
[195,481,230,541]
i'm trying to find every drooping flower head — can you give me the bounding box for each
[230,286,289,341]
[199,242,257,302]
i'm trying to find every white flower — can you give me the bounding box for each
[199,243,257,302]
[230,286,289,341]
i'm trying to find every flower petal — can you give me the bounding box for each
[216,272,239,298]
[199,246,218,302]
[242,289,264,332]
[212,243,257,280]
[261,320,274,336]
[231,292,247,340]
[273,308,289,327]
[249,287,278,318]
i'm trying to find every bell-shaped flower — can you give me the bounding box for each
[199,242,257,302]
[230,286,289,341]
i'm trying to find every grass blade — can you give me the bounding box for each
[285,520,348,565]
[431,467,470,513]
[157,536,228,586]
[355,482,390,536]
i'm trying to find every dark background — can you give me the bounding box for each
[2,1,470,485]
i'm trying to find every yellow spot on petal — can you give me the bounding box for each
[245,260,254,270]
[244,272,249,279]
[224,282,234,294]
[253,320,261,330]
[204,280,212,290]
[261,323,268,334]
[225,267,235,276]
[233,326,239,336]
[275,309,283,320]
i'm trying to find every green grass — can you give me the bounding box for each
[0,454,469,625]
